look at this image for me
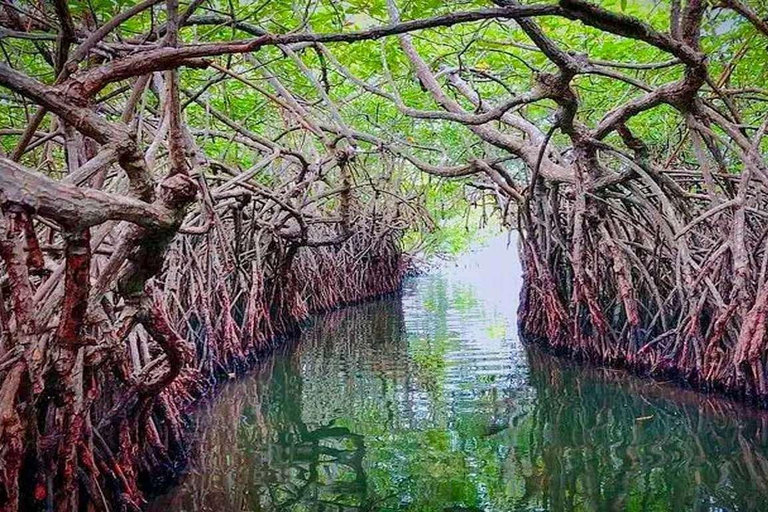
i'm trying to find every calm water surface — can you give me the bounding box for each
[151,235,768,512]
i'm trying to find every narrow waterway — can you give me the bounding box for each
[150,235,768,512]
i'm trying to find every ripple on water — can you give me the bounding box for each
[150,233,768,512]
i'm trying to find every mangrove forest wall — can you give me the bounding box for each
[1,0,768,509]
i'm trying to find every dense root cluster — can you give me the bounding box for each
[519,158,768,402]
[1,0,768,508]
[359,0,768,405]
[0,1,416,508]
[1,202,406,511]
[368,0,768,404]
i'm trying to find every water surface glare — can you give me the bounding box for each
[151,235,768,512]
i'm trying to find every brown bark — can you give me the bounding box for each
[1,0,768,508]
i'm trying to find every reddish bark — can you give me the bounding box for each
[56,229,91,346]
[2,0,767,509]
[138,288,193,396]
[0,212,35,338]
[18,214,45,275]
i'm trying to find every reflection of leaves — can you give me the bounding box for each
[451,286,478,311]
[484,322,507,340]
[477,374,497,384]
[409,335,456,395]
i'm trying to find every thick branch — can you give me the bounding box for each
[0,158,172,230]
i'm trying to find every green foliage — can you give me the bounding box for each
[2,0,767,256]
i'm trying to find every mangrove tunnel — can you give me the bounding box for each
[0,0,767,509]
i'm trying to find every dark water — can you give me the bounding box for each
[151,235,768,512]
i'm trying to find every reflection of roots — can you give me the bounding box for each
[520,347,768,510]
[0,225,405,511]
[151,335,384,512]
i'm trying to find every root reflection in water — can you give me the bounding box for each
[151,265,768,512]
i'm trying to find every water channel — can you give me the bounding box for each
[150,235,768,512]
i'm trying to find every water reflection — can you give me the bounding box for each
[523,350,768,512]
[151,236,768,512]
